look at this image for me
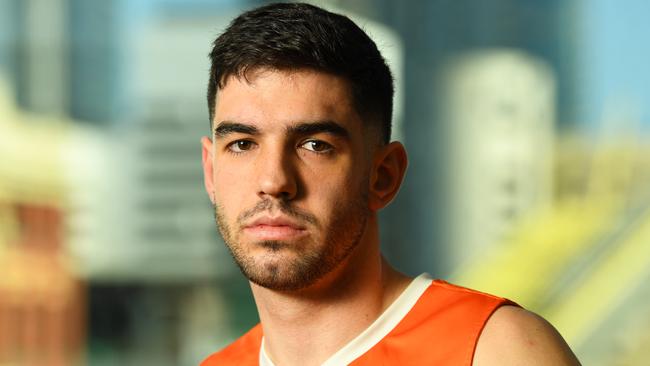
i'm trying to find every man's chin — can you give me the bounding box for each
[235,251,323,291]
[245,267,317,291]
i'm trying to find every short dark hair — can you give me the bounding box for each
[207,2,394,144]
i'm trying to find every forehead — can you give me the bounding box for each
[213,69,362,132]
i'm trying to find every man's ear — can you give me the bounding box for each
[368,141,408,211]
[201,136,216,204]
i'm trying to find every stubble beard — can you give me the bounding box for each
[214,192,369,291]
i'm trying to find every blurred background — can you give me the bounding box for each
[0,0,649,365]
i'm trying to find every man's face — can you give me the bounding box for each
[203,69,374,291]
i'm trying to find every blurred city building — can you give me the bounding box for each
[435,49,555,269]
[0,77,85,366]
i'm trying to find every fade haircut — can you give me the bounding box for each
[207,2,394,144]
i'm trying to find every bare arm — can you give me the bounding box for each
[474,306,581,366]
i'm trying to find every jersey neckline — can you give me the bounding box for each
[259,273,433,366]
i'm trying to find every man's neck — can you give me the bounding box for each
[249,230,410,366]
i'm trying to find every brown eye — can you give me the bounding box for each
[300,140,333,153]
[228,140,256,153]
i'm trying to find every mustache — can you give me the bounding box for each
[237,199,318,226]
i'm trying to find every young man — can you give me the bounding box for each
[200,3,580,365]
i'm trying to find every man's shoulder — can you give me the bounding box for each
[474,305,581,365]
[375,279,580,365]
[200,324,263,366]
[420,281,580,364]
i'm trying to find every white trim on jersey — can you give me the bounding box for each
[259,273,433,366]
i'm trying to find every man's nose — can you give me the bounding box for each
[257,145,298,200]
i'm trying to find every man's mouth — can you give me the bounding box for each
[243,216,308,241]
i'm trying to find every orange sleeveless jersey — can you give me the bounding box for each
[201,276,516,365]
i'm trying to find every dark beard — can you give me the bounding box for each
[214,193,369,291]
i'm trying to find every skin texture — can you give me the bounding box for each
[201,68,580,366]
[474,306,582,366]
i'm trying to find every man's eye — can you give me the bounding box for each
[300,140,333,153]
[228,140,256,153]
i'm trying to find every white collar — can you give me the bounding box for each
[260,273,433,366]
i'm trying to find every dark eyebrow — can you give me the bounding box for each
[287,121,350,139]
[214,122,259,138]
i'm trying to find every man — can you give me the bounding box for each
[200,3,580,365]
